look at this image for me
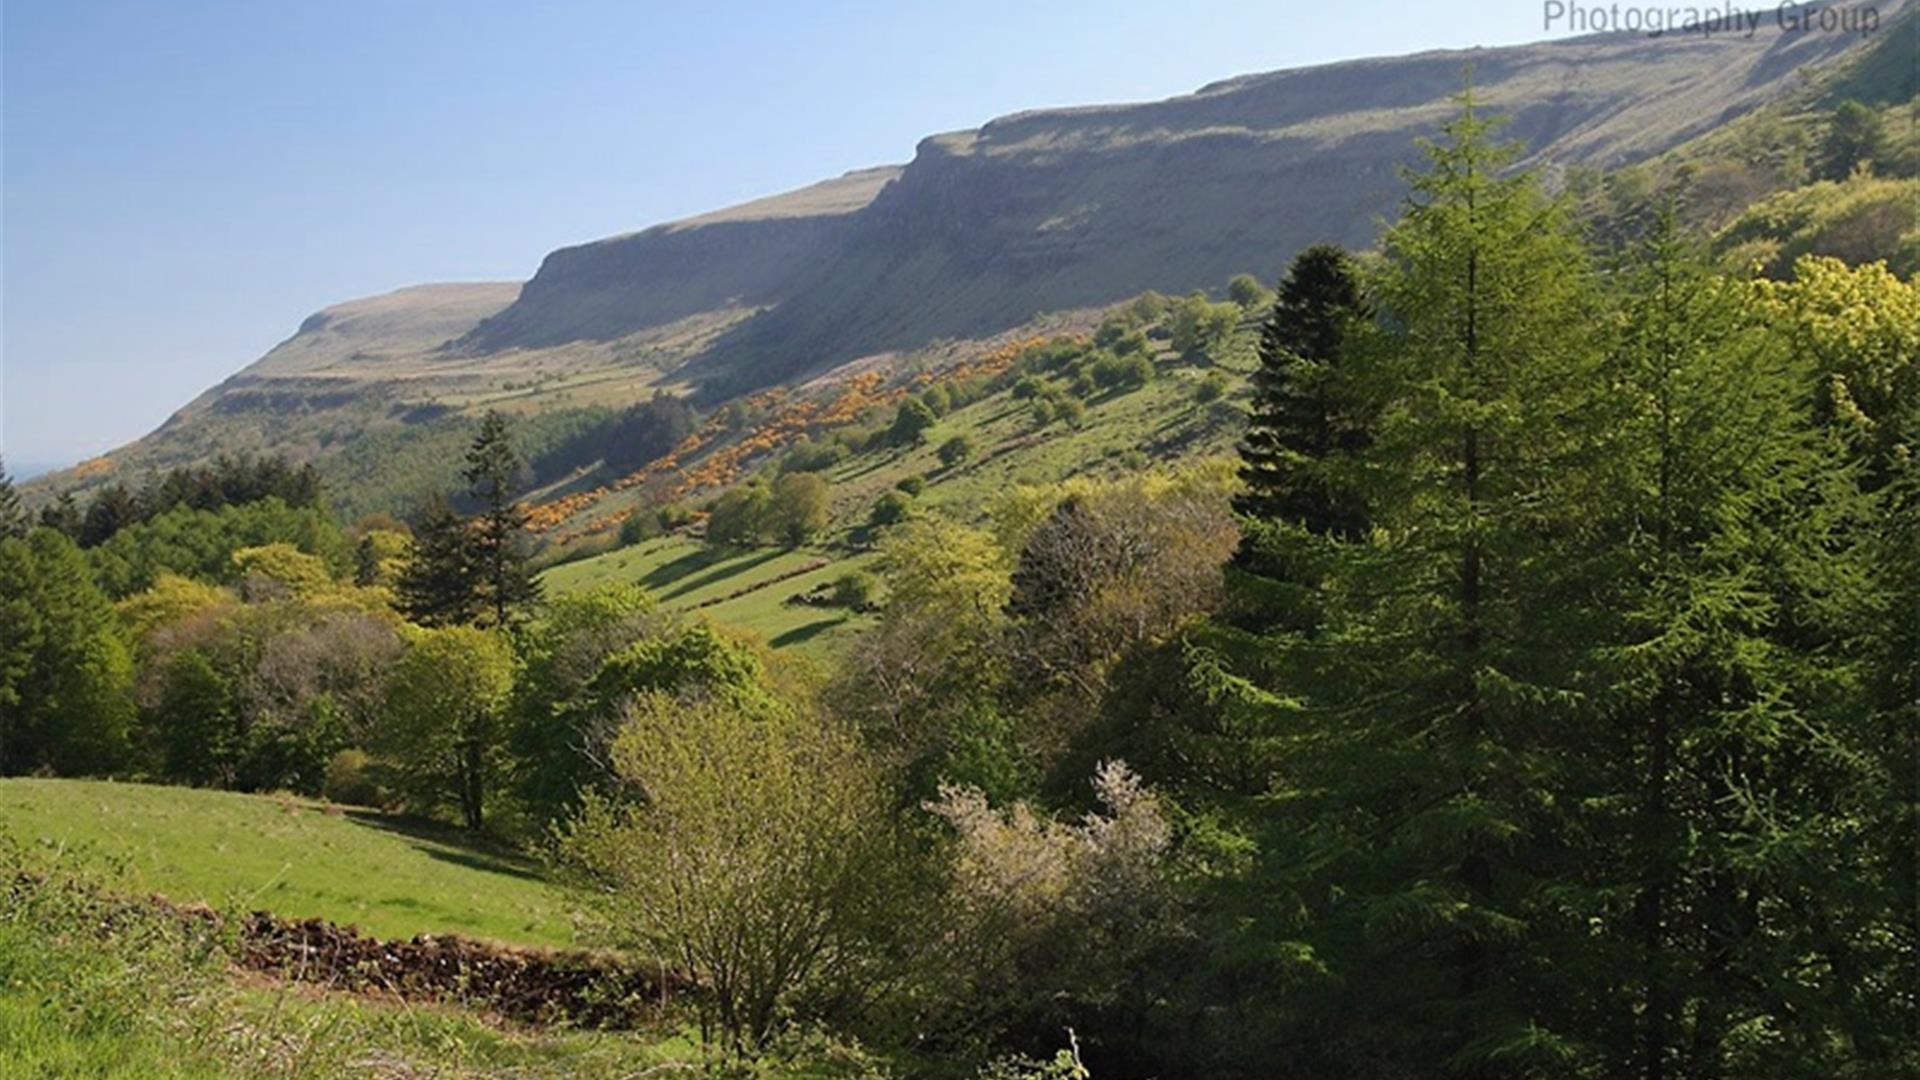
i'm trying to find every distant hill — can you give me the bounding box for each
[29,7,1912,512]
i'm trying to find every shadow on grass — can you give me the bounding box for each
[342,811,547,884]
[656,546,785,602]
[637,544,745,594]
[768,616,848,650]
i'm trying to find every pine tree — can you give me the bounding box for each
[396,493,480,627]
[1230,243,1372,634]
[38,492,81,538]
[1235,243,1370,531]
[0,458,25,539]
[462,411,541,626]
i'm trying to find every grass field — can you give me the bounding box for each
[0,778,575,947]
[541,333,1256,662]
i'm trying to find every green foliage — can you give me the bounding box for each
[1192,371,1229,404]
[464,410,543,626]
[937,434,978,468]
[88,497,349,598]
[396,492,481,626]
[769,472,830,546]
[1226,272,1271,310]
[1088,352,1153,392]
[831,571,879,611]
[868,490,915,529]
[887,398,939,447]
[1819,99,1891,180]
[1167,292,1240,356]
[0,458,26,539]
[708,481,773,546]
[1714,172,1920,277]
[1234,243,1371,538]
[375,625,514,830]
[154,651,237,786]
[0,529,136,775]
[559,692,905,1052]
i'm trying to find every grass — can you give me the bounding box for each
[1,840,914,1078]
[0,778,575,948]
[541,334,1255,666]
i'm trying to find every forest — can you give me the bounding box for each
[2,96,1918,1079]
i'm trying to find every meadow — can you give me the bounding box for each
[0,778,575,947]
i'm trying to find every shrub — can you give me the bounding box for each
[831,571,879,611]
[768,473,831,546]
[1090,353,1154,392]
[322,748,384,806]
[1030,399,1057,427]
[869,491,915,529]
[937,435,977,468]
[895,475,926,497]
[1055,398,1087,428]
[558,693,906,1051]
[1194,371,1230,403]
[618,510,661,547]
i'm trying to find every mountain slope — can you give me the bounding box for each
[32,10,1908,508]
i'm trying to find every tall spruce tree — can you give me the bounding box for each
[1235,243,1371,531]
[396,493,480,627]
[463,410,541,626]
[0,458,26,539]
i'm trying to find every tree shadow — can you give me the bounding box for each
[656,547,785,602]
[342,810,547,883]
[769,616,849,650]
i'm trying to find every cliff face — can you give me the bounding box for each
[262,18,1903,384]
[454,167,901,352]
[693,21,1897,386]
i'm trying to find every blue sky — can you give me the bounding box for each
[3,0,1570,470]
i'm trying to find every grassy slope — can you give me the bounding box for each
[0,778,575,947]
[542,330,1258,657]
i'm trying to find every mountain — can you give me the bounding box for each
[32,10,1910,507]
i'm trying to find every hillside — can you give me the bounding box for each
[29,11,1909,512]
[0,778,575,946]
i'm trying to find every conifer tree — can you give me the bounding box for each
[1195,93,1617,1074]
[396,493,480,627]
[463,410,541,626]
[1235,243,1370,531]
[0,458,25,539]
[1592,213,1886,1076]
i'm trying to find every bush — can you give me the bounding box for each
[782,438,849,474]
[1090,352,1154,392]
[322,748,385,807]
[937,435,977,468]
[895,475,926,497]
[1227,272,1271,310]
[558,693,907,1051]
[1056,398,1087,428]
[1194,371,1230,403]
[1168,293,1241,357]
[869,491,915,529]
[831,571,879,611]
[1030,399,1057,427]
[769,473,831,546]
[618,510,662,547]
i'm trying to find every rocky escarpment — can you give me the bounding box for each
[455,166,901,352]
[696,17,1904,388]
